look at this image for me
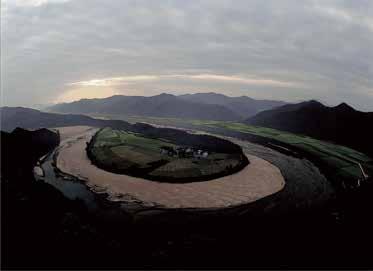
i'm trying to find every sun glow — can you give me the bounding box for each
[68,75,159,87]
[55,86,120,103]
[68,74,300,88]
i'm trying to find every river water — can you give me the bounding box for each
[37,152,98,210]
[34,130,334,215]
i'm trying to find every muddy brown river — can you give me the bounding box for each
[35,126,334,214]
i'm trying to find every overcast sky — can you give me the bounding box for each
[1,0,373,110]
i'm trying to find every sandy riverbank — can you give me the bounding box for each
[55,126,285,209]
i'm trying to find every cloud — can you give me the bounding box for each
[172,74,300,88]
[68,75,160,87]
[55,85,120,103]
[2,0,72,7]
[68,74,300,88]
[314,2,373,32]
[1,0,373,111]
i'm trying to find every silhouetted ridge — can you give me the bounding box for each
[246,101,373,157]
[179,92,287,117]
[48,94,241,121]
[48,93,287,120]
[334,102,355,112]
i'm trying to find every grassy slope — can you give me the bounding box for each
[203,121,373,179]
[111,115,373,181]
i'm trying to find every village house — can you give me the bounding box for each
[160,146,177,156]
[160,146,209,159]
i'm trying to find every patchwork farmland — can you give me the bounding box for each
[110,115,373,187]
[86,127,248,183]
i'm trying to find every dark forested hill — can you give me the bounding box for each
[246,100,373,156]
[0,107,132,132]
[1,128,60,182]
[48,93,242,121]
[179,92,287,117]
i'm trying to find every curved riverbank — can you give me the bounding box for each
[55,126,285,209]
[86,127,249,184]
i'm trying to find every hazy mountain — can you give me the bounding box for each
[246,100,373,156]
[179,92,287,117]
[49,93,241,121]
[0,107,132,132]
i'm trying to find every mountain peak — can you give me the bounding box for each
[157,93,174,97]
[296,100,325,110]
[153,93,175,99]
[335,102,355,111]
[306,100,323,106]
[204,92,227,97]
[180,92,227,98]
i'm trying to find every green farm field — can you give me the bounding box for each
[87,127,248,182]
[108,115,373,182]
[203,121,373,180]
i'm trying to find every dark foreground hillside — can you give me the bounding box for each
[246,101,373,157]
[1,128,60,181]
[2,127,373,269]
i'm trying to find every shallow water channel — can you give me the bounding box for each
[36,152,99,210]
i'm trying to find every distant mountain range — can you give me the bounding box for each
[3,98,372,157]
[246,100,373,157]
[48,93,287,120]
[179,92,287,118]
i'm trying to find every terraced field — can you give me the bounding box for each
[87,127,248,183]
